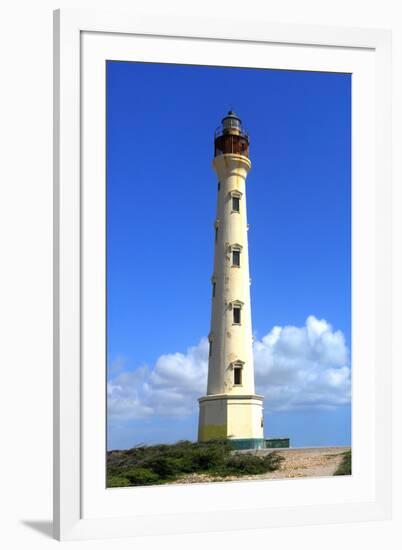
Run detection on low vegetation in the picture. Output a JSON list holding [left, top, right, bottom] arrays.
[[107, 440, 284, 487], [334, 450, 352, 476]]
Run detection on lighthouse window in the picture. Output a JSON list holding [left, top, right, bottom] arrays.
[[232, 196, 240, 212], [215, 226, 218, 243], [234, 366, 242, 386], [209, 341, 212, 357], [218, 181, 221, 191], [233, 306, 241, 324], [212, 282, 216, 297], [232, 250, 240, 267]]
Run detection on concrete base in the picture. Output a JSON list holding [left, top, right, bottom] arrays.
[[227, 438, 266, 450], [228, 438, 290, 450], [198, 393, 264, 442], [265, 437, 290, 448]]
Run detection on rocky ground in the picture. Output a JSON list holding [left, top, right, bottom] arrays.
[[172, 446, 351, 484]]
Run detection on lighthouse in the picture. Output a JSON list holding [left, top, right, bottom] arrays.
[[198, 111, 265, 450]]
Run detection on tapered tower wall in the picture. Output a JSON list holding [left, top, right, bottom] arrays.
[[207, 154, 254, 396]]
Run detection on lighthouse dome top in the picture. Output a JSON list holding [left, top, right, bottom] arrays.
[[222, 110, 242, 131]]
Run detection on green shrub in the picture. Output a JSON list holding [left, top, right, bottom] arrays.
[[107, 441, 284, 486], [107, 475, 131, 487], [334, 450, 351, 476], [123, 467, 160, 485], [262, 452, 285, 471], [141, 457, 184, 479], [190, 445, 227, 471], [214, 452, 284, 476]]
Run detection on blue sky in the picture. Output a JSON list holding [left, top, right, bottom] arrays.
[[106, 61, 351, 450]]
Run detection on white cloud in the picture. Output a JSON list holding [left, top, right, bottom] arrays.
[[107, 316, 351, 421], [253, 315, 350, 411], [108, 339, 209, 420]]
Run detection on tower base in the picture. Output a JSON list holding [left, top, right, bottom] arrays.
[[198, 394, 264, 442], [227, 438, 266, 450]]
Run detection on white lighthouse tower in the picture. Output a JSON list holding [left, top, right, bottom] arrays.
[[198, 111, 265, 450]]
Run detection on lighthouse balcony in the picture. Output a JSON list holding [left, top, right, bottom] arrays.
[[214, 130, 249, 158]]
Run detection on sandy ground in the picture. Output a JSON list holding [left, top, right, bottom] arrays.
[[173, 446, 350, 484]]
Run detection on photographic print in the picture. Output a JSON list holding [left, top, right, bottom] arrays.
[[106, 61, 351, 488]]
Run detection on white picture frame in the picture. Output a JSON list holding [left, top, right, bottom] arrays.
[[53, 8, 392, 541]]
